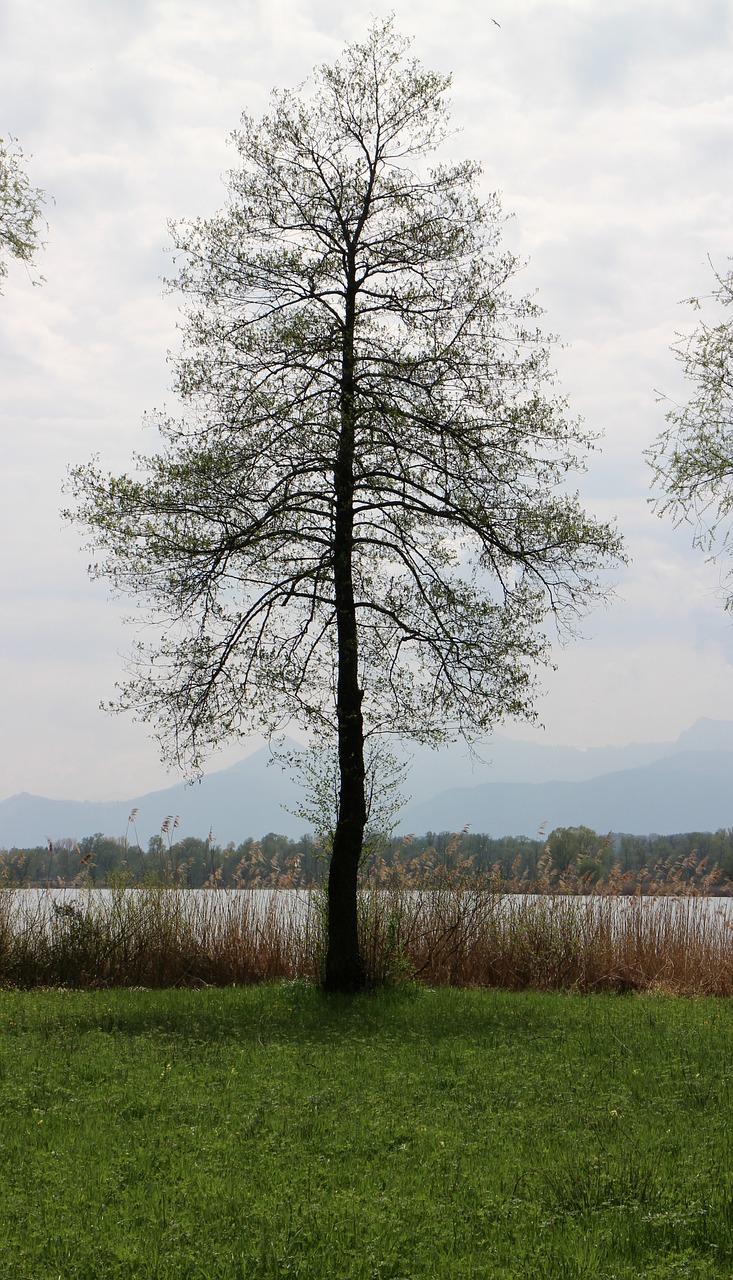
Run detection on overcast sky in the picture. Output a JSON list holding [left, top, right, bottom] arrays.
[[1, 0, 732, 802]]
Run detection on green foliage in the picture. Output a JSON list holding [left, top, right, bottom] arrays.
[[546, 824, 609, 872], [0, 135, 47, 290], [648, 259, 733, 606], [1, 985, 733, 1276], [66, 19, 623, 770]]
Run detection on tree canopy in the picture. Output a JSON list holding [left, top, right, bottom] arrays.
[[648, 261, 733, 608], [68, 20, 624, 990], [0, 135, 46, 291]]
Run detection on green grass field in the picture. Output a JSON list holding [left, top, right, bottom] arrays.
[[2, 984, 733, 1279]]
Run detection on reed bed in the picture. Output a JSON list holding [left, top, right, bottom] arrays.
[[360, 884, 733, 994], [0, 883, 321, 989], [360, 845, 733, 994], [1, 848, 733, 992]]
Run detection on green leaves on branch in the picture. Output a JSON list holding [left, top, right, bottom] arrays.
[[648, 261, 733, 608], [0, 135, 47, 291], [66, 17, 624, 774]]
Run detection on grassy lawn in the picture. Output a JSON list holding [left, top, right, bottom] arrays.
[[2, 983, 733, 1278]]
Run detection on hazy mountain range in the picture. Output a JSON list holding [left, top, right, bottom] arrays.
[[2, 718, 733, 848]]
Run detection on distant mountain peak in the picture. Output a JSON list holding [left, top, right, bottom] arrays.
[[676, 719, 733, 750], [4, 722, 733, 846]]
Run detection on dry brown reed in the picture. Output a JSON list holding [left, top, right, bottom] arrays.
[[356, 843, 733, 995], [1, 843, 733, 992], [0, 883, 321, 989]]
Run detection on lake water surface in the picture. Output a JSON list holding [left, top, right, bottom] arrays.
[[6, 886, 733, 939]]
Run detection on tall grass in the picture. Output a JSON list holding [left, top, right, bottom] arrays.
[[360, 843, 733, 994], [1, 847, 733, 992], [0, 881, 320, 989], [360, 882, 733, 994]]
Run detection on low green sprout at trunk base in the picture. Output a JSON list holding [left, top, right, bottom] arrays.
[[2, 984, 733, 1278]]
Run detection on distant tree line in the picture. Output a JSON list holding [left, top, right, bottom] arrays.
[[3, 825, 733, 891]]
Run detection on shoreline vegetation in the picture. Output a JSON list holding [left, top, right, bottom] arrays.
[[5, 823, 733, 891], [2, 836, 733, 994]]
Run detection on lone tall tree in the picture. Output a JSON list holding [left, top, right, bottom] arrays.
[[68, 22, 624, 991]]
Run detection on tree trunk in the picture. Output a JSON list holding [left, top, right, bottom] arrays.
[[324, 255, 367, 994]]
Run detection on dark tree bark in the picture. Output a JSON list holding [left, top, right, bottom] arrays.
[[325, 253, 367, 992]]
